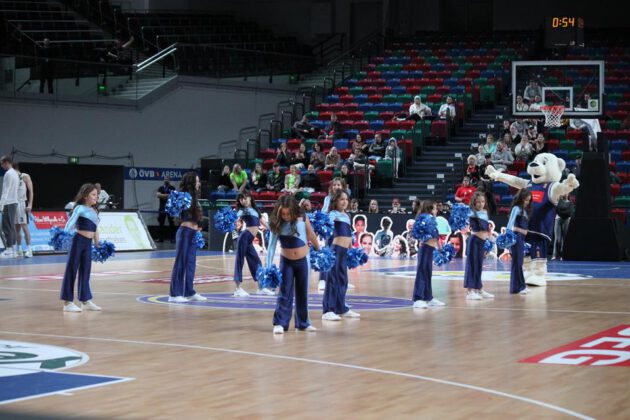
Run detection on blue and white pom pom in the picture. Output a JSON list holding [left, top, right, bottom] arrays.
[[256, 265, 283, 289], [411, 214, 438, 242], [347, 247, 369, 269], [496, 229, 517, 249], [91, 240, 116, 263], [165, 191, 192, 218], [484, 239, 493, 252], [449, 203, 470, 231], [48, 226, 74, 251], [307, 211, 334, 240], [433, 243, 456, 266], [309, 246, 336, 272], [194, 231, 206, 249], [213, 206, 238, 233]]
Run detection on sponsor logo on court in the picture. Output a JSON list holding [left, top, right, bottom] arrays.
[[521, 325, 630, 367], [380, 268, 592, 282], [137, 293, 412, 311], [141, 274, 233, 284], [0, 340, 88, 372]]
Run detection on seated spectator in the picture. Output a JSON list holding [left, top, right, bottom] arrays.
[[408, 95, 432, 120], [532, 133, 547, 156], [276, 142, 293, 169], [299, 198, 312, 212], [491, 141, 514, 172], [293, 143, 309, 170], [411, 198, 422, 216], [324, 146, 341, 171], [384, 138, 402, 178], [349, 198, 359, 213], [325, 112, 342, 137], [250, 163, 267, 192], [515, 95, 529, 111], [310, 142, 326, 170], [475, 144, 486, 164], [217, 165, 232, 192], [300, 164, 322, 192], [368, 133, 386, 160], [230, 164, 248, 192], [529, 95, 543, 111], [514, 133, 534, 161], [388, 198, 406, 214], [293, 115, 317, 139], [454, 176, 476, 205], [283, 165, 301, 194], [509, 124, 522, 144], [482, 133, 497, 155], [436, 201, 450, 219], [503, 132, 515, 152], [510, 119, 526, 136], [348, 143, 368, 169], [576, 93, 591, 110], [368, 199, 380, 213], [340, 164, 354, 195], [265, 163, 284, 192], [523, 80, 541, 103], [465, 155, 481, 182], [438, 96, 456, 120], [352, 134, 369, 155]]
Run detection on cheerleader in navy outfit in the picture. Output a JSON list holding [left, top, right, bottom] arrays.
[[464, 191, 495, 300], [507, 189, 533, 295], [322, 189, 360, 320], [233, 192, 274, 297], [412, 200, 446, 308], [317, 177, 346, 291], [60, 184, 102, 312], [168, 172, 207, 303], [267, 195, 321, 334]]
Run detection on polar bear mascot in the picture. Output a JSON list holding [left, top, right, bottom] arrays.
[[485, 153, 579, 286]]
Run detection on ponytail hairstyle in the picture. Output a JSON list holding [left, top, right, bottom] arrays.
[[179, 171, 201, 222]]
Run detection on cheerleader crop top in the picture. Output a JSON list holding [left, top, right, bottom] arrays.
[[266, 218, 308, 266], [237, 207, 260, 227], [507, 206, 528, 230], [329, 210, 352, 237], [469, 210, 489, 232], [65, 205, 99, 232]]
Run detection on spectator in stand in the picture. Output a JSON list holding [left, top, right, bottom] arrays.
[[293, 115, 317, 139], [266, 163, 284, 192], [340, 164, 353, 196], [436, 201, 450, 220], [510, 119, 526, 136], [349, 198, 359, 214], [529, 95, 544, 111], [299, 198, 312, 212], [300, 164, 321, 193], [515, 95, 529, 111], [491, 141, 514, 172], [482, 133, 497, 155], [325, 112, 342, 137], [38, 38, 55, 94], [438, 96, 456, 120], [572, 154, 582, 179], [576, 93, 591, 110], [408, 95, 432, 120], [454, 176, 476, 205], [348, 143, 368, 170], [503, 132, 515, 152], [532, 133, 548, 157], [478, 153, 493, 177], [324, 146, 341, 171], [509, 124, 522, 144], [465, 155, 481, 182], [384, 138, 402, 178], [389, 198, 406, 214], [293, 143, 309, 170], [230, 164, 249, 193], [368, 199, 379, 213], [283, 165, 301, 194], [250, 163, 267, 192], [276, 142, 293, 169], [310, 142, 326, 170], [514, 133, 534, 162], [217, 165, 232, 192], [353, 134, 369, 155], [475, 145, 486, 165], [501, 119, 512, 137], [368, 133, 386, 160], [94, 183, 109, 210], [156, 176, 175, 243], [523, 80, 541, 103]]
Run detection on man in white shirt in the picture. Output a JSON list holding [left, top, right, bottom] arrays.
[[523, 80, 541, 103], [0, 155, 20, 258], [408, 96, 431, 120], [95, 183, 110, 209], [528, 95, 543, 111], [438, 96, 456, 120], [14, 163, 34, 258]]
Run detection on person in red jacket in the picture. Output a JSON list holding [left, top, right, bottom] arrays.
[[454, 176, 476, 205]]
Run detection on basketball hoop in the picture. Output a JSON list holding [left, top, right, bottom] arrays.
[[540, 105, 565, 127]]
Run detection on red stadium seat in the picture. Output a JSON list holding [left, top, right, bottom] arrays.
[[610, 184, 621, 197], [431, 120, 448, 138], [317, 170, 333, 184]]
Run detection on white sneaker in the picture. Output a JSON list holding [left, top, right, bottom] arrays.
[[412, 300, 429, 309], [168, 296, 189, 303], [0, 250, 15, 259], [298, 325, 317, 332], [317, 280, 326, 291], [82, 300, 102, 311], [273, 325, 284, 334], [466, 291, 483, 301], [24, 248, 33, 258], [342, 309, 360, 318], [322, 311, 341, 321], [427, 298, 446, 307], [233, 287, 250, 297], [518, 288, 529, 295], [479, 290, 495, 299], [16, 248, 23, 257], [187, 293, 207, 301], [347, 283, 356, 289], [256, 288, 275, 296], [63, 302, 82, 312]]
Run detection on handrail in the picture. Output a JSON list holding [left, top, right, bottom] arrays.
[[134, 42, 176, 72], [175, 43, 311, 60], [2, 53, 131, 69]]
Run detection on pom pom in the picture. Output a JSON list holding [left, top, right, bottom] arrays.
[[496, 230, 517, 249], [194, 231, 206, 249], [307, 211, 334, 240], [449, 204, 470, 231], [347, 247, 369, 269], [213, 206, 237, 233], [256, 265, 283, 289], [48, 226, 74, 251], [411, 214, 438, 242], [524, 242, 531, 256], [91, 240, 116, 263], [165, 191, 192, 218], [309, 246, 336, 272], [484, 239, 493, 252], [433, 243, 456, 266]]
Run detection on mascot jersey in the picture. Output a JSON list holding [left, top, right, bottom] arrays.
[[527, 180, 556, 259]]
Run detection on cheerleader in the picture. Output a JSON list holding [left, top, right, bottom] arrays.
[[233, 191, 274, 297], [322, 189, 360, 320], [507, 189, 532, 295], [60, 184, 102, 312], [267, 195, 320, 334], [317, 177, 346, 291], [168, 172, 207, 303], [464, 191, 494, 300], [412, 200, 446, 308]]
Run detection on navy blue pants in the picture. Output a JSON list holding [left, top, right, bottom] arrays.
[[233, 230, 261, 284], [412, 243, 434, 302], [273, 256, 311, 330], [322, 245, 349, 315], [464, 235, 484, 289], [60, 234, 93, 302], [169, 226, 198, 297], [510, 233, 526, 293]]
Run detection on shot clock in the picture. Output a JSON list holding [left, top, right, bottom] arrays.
[[545, 17, 584, 48]]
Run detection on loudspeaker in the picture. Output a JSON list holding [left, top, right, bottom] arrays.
[[200, 158, 224, 182]]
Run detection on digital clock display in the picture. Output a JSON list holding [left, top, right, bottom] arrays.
[[545, 17, 584, 48]]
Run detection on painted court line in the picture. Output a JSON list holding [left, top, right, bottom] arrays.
[[0, 330, 593, 420]]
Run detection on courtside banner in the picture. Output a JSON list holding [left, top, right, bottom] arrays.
[[97, 212, 155, 251], [124, 167, 192, 181]]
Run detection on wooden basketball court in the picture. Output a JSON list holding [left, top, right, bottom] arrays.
[[1, 252, 629, 419]]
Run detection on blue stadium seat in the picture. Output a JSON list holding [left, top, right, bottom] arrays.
[[492, 182, 509, 196], [611, 150, 623, 161], [354, 94, 368, 103], [611, 140, 627, 151], [334, 139, 349, 150], [385, 78, 401, 87], [518, 171, 531, 180], [392, 86, 407, 95], [622, 184, 630, 196], [500, 195, 513, 206], [554, 150, 569, 160], [369, 120, 385, 130], [326, 94, 339, 103], [616, 162, 630, 173]]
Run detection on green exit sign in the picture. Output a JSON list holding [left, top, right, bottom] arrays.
[[68, 156, 80, 165]]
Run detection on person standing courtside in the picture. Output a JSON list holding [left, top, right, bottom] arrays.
[[1, 156, 20, 258], [14, 163, 34, 258], [156, 176, 176, 243]]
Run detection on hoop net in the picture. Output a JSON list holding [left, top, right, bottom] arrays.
[[540, 105, 565, 127]]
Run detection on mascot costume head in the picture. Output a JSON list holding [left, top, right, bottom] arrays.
[[486, 153, 579, 286]]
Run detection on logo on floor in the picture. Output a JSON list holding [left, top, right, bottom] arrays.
[[381, 269, 592, 281], [137, 293, 412, 311]]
